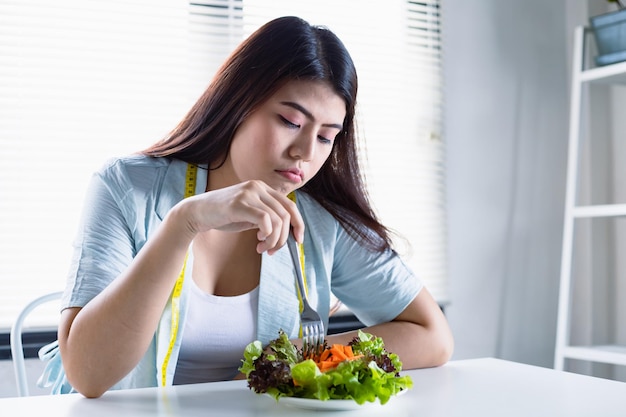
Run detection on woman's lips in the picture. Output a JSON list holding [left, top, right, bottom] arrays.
[[277, 168, 303, 183]]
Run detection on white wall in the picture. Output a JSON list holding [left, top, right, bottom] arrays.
[[442, 0, 626, 379], [442, 0, 569, 366]]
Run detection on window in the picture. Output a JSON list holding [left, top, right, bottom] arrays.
[[0, 0, 444, 330]]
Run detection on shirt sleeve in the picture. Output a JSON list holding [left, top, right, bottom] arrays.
[[62, 165, 137, 309], [329, 225, 423, 327]]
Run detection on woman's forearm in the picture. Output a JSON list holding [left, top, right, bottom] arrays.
[[325, 289, 454, 369], [59, 203, 196, 398], [326, 320, 453, 369]]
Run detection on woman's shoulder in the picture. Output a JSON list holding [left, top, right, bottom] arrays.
[[98, 154, 172, 173], [95, 154, 184, 185], [90, 155, 191, 207]]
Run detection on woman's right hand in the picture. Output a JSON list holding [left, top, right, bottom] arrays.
[[178, 179, 305, 254]]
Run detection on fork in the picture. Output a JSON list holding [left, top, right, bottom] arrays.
[[286, 233, 325, 358]]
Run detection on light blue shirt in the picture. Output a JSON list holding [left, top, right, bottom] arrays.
[[40, 155, 422, 393]]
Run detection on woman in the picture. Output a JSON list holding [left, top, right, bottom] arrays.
[[45, 16, 453, 398]]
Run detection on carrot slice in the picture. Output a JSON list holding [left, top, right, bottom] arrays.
[[318, 349, 332, 362], [330, 344, 349, 361], [312, 343, 365, 372], [343, 345, 355, 357]]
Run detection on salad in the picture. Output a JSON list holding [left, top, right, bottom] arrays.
[[239, 329, 413, 405]]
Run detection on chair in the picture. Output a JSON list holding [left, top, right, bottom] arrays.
[[10, 291, 63, 397]]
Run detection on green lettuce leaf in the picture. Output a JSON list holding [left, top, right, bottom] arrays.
[[239, 340, 263, 376], [267, 330, 300, 364]]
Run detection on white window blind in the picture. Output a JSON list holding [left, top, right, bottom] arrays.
[[0, 0, 215, 330], [0, 0, 445, 331]]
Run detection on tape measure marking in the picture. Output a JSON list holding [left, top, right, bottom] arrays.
[[160, 163, 197, 386]]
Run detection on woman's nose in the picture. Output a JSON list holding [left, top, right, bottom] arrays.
[[289, 131, 316, 161]]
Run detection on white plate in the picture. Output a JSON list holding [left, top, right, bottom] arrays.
[[270, 389, 407, 411]]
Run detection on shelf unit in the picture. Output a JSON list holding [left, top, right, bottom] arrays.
[[554, 26, 626, 371]]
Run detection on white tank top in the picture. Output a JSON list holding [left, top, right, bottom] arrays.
[[173, 278, 259, 385]]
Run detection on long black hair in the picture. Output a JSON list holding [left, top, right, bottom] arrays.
[[143, 16, 391, 251]]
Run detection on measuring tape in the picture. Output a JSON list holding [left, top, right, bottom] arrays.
[[160, 163, 197, 387], [159, 168, 307, 385]]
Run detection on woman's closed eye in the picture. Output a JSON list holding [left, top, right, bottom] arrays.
[[317, 135, 332, 145], [279, 115, 333, 145], [280, 114, 334, 145], [279, 115, 300, 129]]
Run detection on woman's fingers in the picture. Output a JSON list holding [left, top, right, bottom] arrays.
[[248, 185, 303, 254], [262, 201, 294, 255], [184, 180, 304, 253]]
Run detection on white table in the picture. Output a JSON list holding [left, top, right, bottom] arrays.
[[2, 358, 625, 416]]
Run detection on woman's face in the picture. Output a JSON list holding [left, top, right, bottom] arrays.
[[213, 80, 346, 194]]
